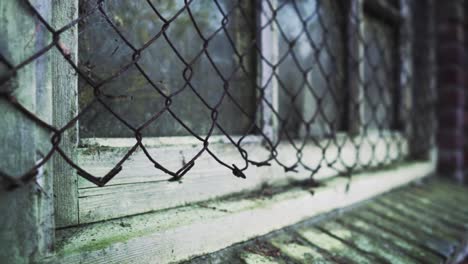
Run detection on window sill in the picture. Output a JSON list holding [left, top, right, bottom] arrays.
[[53, 158, 435, 264], [76, 132, 408, 224]]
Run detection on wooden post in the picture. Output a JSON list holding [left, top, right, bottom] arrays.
[[347, 0, 364, 136], [398, 0, 414, 156], [259, 0, 279, 144], [52, 0, 79, 228], [0, 0, 54, 262], [409, 0, 435, 160]]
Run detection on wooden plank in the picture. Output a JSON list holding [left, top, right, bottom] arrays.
[[77, 133, 409, 223], [77, 132, 407, 187], [353, 210, 453, 258], [422, 180, 468, 201], [238, 239, 291, 264], [52, 0, 79, 228], [55, 160, 434, 263], [346, 0, 364, 135], [413, 183, 468, 206], [389, 191, 468, 227], [397, 0, 421, 159], [80, 135, 263, 148], [295, 227, 374, 263], [409, 187, 468, 217], [0, 0, 54, 261], [31, 1, 56, 260], [240, 253, 280, 264], [188, 178, 464, 264], [259, 0, 279, 143], [391, 188, 468, 227], [269, 233, 332, 263], [408, 0, 435, 159], [352, 210, 451, 259], [376, 197, 465, 239], [368, 202, 459, 243], [338, 216, 442, 263], [318, 221, 420, 263], [191, 178, 466, 264]]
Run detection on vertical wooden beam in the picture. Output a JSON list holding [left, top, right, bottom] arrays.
[[409, 0, 435, 160], [31, 0, 56, 259], [399, 0, 414, 152], [347, 0, 364, 136], [0, 0, 54, 262], [260, 0, 279, 144], [52, 0, 79, 228]]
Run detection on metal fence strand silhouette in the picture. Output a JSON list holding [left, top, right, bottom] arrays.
[[0, 0, 434, 190]]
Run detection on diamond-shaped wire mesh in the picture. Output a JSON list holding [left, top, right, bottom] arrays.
[[0, 0, 434, 189]]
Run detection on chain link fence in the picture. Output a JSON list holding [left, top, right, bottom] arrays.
[[0, 0, 435, 190]]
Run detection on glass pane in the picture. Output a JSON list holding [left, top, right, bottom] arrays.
[[363, 15, 397, 129], [78, 0, 256, 137], [276, 0, 344, 139]]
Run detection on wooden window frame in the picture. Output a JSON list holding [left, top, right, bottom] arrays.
[[54, 0, 414, 228]]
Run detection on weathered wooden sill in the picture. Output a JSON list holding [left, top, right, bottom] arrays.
[[187, 179, 468, 264], [75, 132, 408, 224], [52, 160, 434, 264]]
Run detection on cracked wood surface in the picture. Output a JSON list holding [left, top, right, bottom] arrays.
[[186, 179, 468, 264]]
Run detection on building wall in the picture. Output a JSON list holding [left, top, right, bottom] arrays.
[[435, 0, 467, 183]]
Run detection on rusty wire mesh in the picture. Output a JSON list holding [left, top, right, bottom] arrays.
[[0, 0, 435, 190]]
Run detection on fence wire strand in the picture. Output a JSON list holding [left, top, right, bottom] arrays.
[[0, 0, 434, 190]]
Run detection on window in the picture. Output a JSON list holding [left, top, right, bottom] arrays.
[[53, 0, 413, 227], [362, 0, 401, 130], [78, 0, 257, 137], [275, 0, 345, 138]]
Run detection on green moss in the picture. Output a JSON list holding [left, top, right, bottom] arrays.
[[59, 233, 130, 256], [60, 223, 154, 255]]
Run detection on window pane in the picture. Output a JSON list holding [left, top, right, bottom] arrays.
[[78, 0, 256, 137], [363, 15, 397, 129], [276, 0, 344, 139]]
